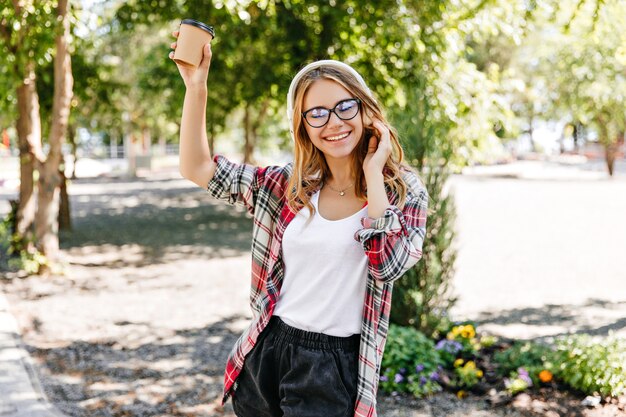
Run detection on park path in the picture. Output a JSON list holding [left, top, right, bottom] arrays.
[[448, 165, 626, 340], [1, 157, 625, 416]]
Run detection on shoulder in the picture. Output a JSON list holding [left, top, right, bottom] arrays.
[[261, 162, 293, 183]]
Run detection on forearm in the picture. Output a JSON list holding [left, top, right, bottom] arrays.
[[366, 172, 391, 219], [179, 87, 212, 178]]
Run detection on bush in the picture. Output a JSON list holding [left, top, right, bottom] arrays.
[[0, 202, 48, 275], [379, 325, 443, 397], [554, 334, 626, 397], [390, 162, 458, 339], [494, 341, 556, 386]]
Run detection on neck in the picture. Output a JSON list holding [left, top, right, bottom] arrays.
[[324, 157, 355, 188]]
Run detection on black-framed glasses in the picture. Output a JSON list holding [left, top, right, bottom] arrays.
[[301, 98, 361, 128]]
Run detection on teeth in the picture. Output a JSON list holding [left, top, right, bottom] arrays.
[[326, 132, 350, 141]]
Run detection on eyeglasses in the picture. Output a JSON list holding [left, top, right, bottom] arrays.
[[301, 98, 361, 128]]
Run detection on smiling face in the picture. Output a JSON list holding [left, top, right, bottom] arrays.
[[301, 78, 364, 164]]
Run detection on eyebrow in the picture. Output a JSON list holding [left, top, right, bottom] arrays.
[[303, 97, 354, 113]]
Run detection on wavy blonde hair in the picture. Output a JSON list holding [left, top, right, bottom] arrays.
[[286, 65, 417, 217]]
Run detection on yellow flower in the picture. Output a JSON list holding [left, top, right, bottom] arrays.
[[454, 358, 464, 368], [457, 390, 467, 399], [476, 369, 484, 378], [464, 361, 476, 370], [465, 325, 476, 338], [460, 325, 476, 339], [539, 370, 553, 383]]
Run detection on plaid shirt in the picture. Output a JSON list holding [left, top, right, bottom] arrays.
[[207, 154, 428, 417]]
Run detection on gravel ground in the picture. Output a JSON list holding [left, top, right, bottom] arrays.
[[1, 160, 625, 417]]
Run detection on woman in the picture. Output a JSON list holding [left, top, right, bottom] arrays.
[[170, 33, 428, 417]]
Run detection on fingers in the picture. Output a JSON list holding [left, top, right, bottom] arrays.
[[372, 120, 391, 141], [171, 30, 179, 38], [198, 43, 213, 69], [367, 134, 379, 152], [169, 40, 176, 60], [372, 120, 387, 134]]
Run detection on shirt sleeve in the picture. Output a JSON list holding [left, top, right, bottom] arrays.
[[354, 186, 429, 283], [206, 154, 284, 216]]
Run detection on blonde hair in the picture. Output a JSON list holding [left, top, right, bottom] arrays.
[[286, 65, 418, 217]]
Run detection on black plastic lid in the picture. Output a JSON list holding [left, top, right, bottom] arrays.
[[180, 19, 215, 37]]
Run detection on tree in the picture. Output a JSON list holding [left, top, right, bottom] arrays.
[[0, 1, 53, 241], [501, 0, 624, 174], [1, 0, 74, 271]]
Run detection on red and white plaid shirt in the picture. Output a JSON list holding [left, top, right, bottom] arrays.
[[207, 154, 428, 417]]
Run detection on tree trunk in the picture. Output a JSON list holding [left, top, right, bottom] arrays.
[[243, 100, 270, 164], [142, 127, 151, 155], [15, 61, 43, 239], [125, 132, 137, 177], [528, 113, 537, 153], [243, 105, 255, 164], [58, 154, 71, 231], [34, 0, 73, 267], [605, 142, 617, 177], [68, 123, 78, 179]]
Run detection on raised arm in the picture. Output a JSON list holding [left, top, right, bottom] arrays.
[[169, 31, 217, 188]]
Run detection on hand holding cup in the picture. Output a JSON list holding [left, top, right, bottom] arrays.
[[169, 19, 215, 90]]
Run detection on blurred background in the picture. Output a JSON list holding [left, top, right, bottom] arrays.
[[1, 0, 625, 333], [1, 1, 625, 415]]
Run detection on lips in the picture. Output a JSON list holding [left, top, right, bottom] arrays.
[[323, 131, 351, 142]]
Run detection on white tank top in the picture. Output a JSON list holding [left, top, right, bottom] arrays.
[[274, 189, 368, 336]]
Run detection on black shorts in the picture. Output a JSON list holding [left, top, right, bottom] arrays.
[[232, 315, 360, 417]]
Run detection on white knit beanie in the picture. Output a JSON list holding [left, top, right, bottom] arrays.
[[286, 60, 374, 141]]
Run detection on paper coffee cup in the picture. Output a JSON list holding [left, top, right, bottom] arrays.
[[173, 19, 215, 68]]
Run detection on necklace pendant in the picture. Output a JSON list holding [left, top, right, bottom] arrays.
[[340, 191, 345, 196]]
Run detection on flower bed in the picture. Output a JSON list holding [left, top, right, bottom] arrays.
[[380, 321, 626, 408]]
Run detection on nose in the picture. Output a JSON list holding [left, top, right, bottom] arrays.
[[327, 110, 344, 128]]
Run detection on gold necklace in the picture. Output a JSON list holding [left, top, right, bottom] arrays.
[[324, 181, 354, 196]]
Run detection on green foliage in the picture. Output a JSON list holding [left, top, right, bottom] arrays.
[[379, 324, 443, 397], [0, 210, 12, 272], [0, 1, 58, 124], [0, 203, 48, 275], [390, 160, 458, 339], [494, 335, 626, 397], [554, 334, 626, 397], [380, 324, 626, 400], [452, 358, 484, 389], [494, 341, 556, 385]]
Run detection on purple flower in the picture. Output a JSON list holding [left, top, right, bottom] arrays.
[[429, 371, 440, 381], [394, 373, 405, 384], [399, 367, 407, 375], [419, 376, 428, 386], [519, 374, 533, 386], [415, 364, 425, 373], [435, 339, 463, 353], [517, 368, 533, 385], [379, 375, 388, 382]]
